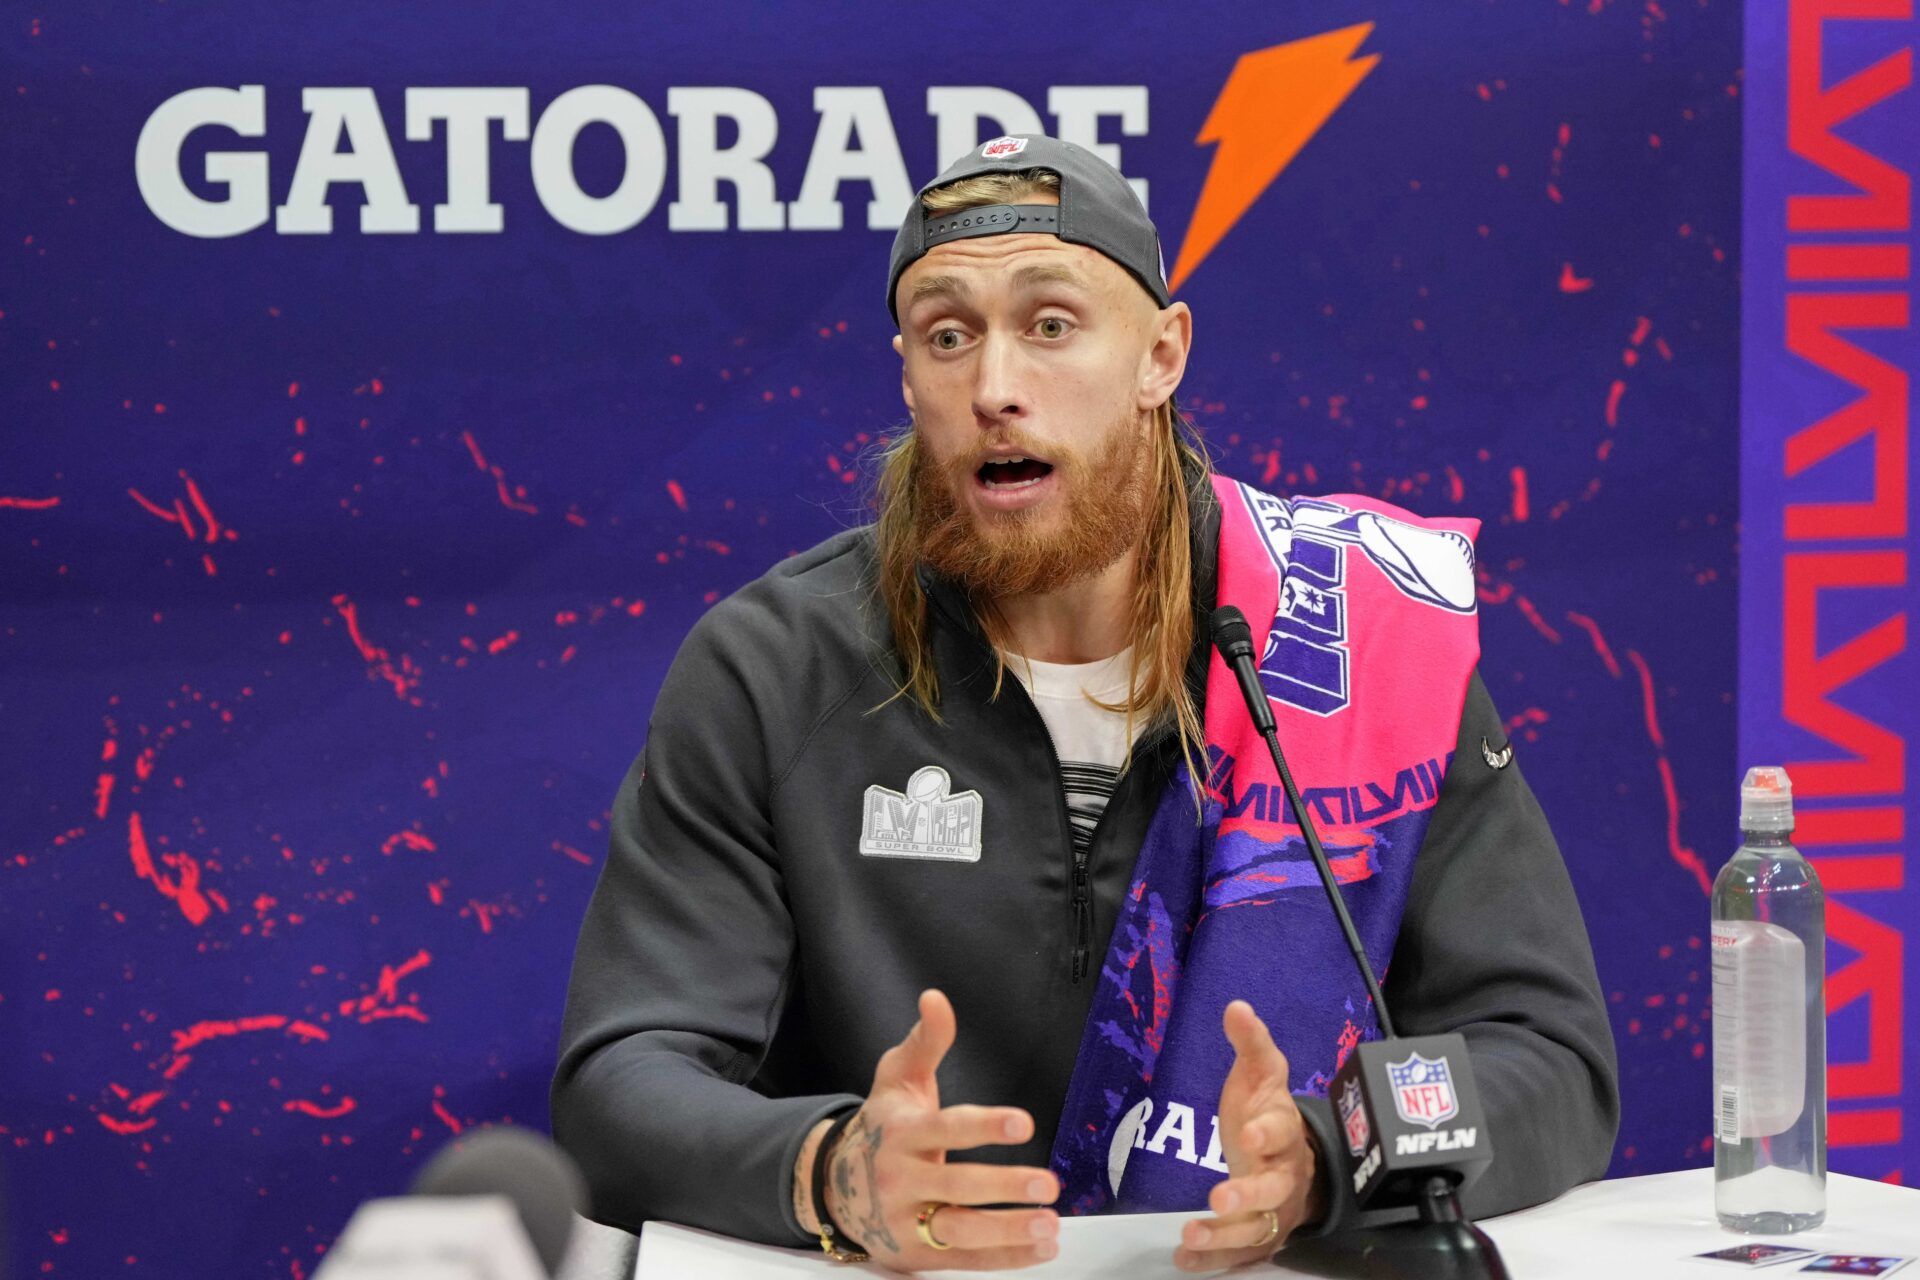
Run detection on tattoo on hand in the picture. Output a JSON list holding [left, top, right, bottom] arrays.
[[836, 1114, 897, 1253], [832, 1139, 854, 1205]]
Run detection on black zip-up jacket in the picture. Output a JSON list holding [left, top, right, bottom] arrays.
[[551, 469, 1620, 1248]]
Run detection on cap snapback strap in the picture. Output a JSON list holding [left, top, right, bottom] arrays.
[[921, 203, 1061, 250]]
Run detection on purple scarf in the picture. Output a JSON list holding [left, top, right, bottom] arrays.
[[1047, 476, 1482, 1213]]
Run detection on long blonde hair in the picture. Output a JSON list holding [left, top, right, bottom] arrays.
[[866, 166, 1214, 811]]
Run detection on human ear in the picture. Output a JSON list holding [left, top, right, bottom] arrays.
[[1137, 302, 1192, 413], [893, 334, 916, 416]]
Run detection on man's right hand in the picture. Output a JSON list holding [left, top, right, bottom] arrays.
[[799, 988, 1062, 1271]]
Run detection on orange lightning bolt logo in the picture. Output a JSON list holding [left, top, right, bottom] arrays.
[[1166, 23, 1381, 295]]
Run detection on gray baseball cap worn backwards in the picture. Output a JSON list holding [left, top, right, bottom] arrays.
[[886, 133, 1171, 331]]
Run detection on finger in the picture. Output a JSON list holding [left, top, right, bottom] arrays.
[[1238, 1106, 1305, 1160], [873, 988, 956, 1091], [1209, 1165, 1299, 1217], [1222, 1000, 1291, 1085], [1181, 1208, 1290, 1254], [930, 1241, 1062, 1271], [925, 1161, 1061, 1207], [901, 987, 957, 1078], [1175, 1238, 1284, 1272], [905, 1103, 1034, 1153], [912, 1204, 1060, 1253]]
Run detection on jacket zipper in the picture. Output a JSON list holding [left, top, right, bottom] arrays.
[[917, 574, 1164, 985], [1001, 672, 1100, 983]]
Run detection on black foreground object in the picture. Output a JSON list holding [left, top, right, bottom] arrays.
[[1281, 1174, 1512, 1280], [409, 1125, 589, 1277]]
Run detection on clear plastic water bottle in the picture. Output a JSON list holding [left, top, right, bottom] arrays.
[[1711, 765, 1826, 1231]]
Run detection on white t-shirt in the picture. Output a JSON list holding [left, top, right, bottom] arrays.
[[1000, 645, 1144, 862]]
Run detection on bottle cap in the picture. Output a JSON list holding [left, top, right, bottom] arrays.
[[1739, 765, 1795, 832]]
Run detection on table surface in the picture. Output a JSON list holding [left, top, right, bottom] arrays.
[[636, 1168, 1920, 1278]]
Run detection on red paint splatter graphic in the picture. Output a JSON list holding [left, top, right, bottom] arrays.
[[431, 1087, 464, 1136], [142, 1012, 332, 1102], [1333, 1018, 1363, 1070], [97, 1114, 156, 1136], [1548, 119, 1572, 192], [171, 1014, 328, 1055], [1564, 611, 1623, 679], [128, 470, 238, 576], [380, 829, 437, 856], [126, 811, 227, 925], [1513, 593, 1561, 644], [331, 593, 425, 704], [340, 949, 433, 1025], [1627, 649, 1711, 895], [1505, 707, 1551, 742], [460, 430, 539, 514], [1606, 378, 1627, 427]]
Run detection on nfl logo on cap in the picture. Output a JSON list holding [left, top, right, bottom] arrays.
[[1387, 1051, 1460, 1130], [980, 135, 1028, 158]]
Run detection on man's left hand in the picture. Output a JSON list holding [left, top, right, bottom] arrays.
[[1175, 999, 1326, 1272]]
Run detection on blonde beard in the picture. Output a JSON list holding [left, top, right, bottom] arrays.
[[910, 409, 1155, 601]]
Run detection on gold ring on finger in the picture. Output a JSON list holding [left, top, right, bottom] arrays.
[[916, 1200, 954, 1251], [1256, 1208, 1281, 1247]]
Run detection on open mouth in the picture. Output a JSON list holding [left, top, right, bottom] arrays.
[[975, 456, 1056, 490]]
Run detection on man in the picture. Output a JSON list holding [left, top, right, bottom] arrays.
[[551, 134, 1618, 1273]]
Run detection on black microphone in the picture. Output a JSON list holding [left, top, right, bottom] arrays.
[[1212, 606, 1279, 738], [410, 1127, 588, 1277], [316, 1125, 587, 1279], [1210, 605, 1508, 1280]]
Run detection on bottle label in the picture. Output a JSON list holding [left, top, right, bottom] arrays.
[[1711, 919, 1807, 1142]]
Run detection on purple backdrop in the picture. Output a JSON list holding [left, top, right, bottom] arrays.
[[1, 2, 1851, 1276]]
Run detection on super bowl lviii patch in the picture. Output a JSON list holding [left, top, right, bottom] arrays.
[[858, 765, 983, 862]]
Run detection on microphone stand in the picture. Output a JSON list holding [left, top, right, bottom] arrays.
[[1212, 606, 1509, 1280]]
